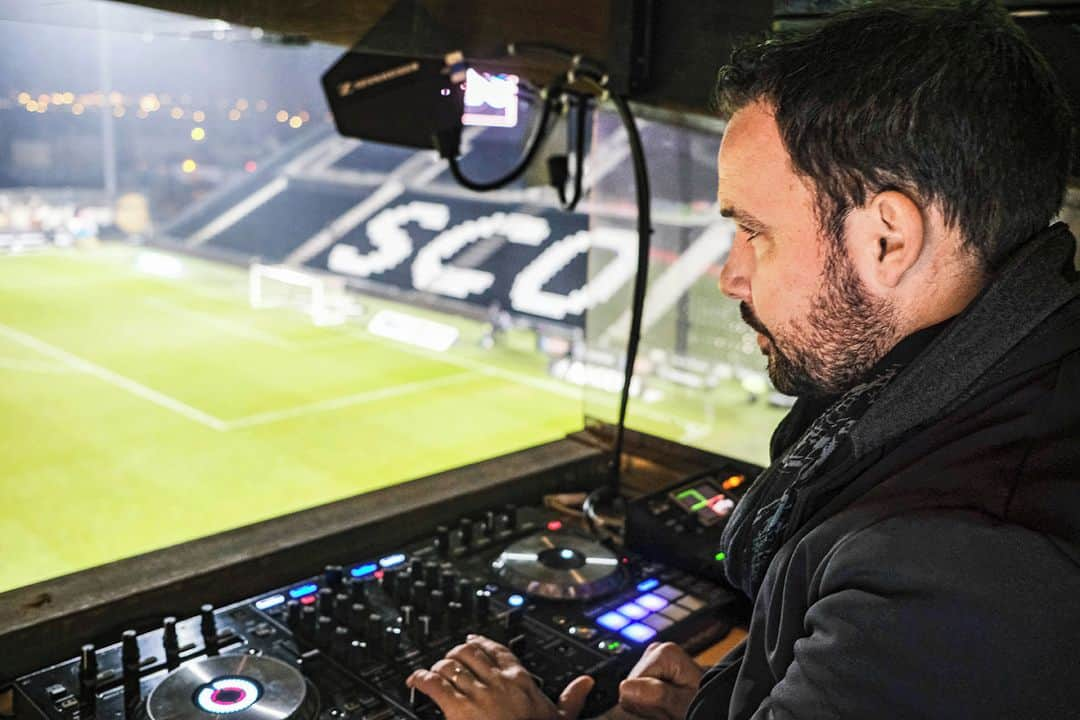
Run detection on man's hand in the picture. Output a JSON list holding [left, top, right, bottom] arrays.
[[617, 642, 702, 720], [406, 634, 595, 720]]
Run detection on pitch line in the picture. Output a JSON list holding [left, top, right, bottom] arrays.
[[0, 322, 229, 431], [341, 326, 694, 432], [0, 357, 72, 375], [225, 370, 477, 429]]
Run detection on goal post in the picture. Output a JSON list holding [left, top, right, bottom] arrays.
[[249, 263, 352, 326]]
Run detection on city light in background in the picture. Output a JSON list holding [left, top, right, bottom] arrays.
[[0, 0, 339, 194]]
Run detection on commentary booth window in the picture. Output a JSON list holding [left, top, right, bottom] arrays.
[[0, 0, 779, 595]]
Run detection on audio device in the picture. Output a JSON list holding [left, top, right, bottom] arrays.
[[14, 506, 740, 720], [625, 461, 759, 583]]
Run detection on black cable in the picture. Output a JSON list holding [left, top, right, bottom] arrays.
[[548, 93, 588, 211], [566, 93, 587, 211], [442, 46, 653, 535], [435, 91, 559, 192], [607, 93, 651, 490]]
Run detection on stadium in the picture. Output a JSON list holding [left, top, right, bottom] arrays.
[[3, 1, 1077, 716], [0, 3, 789, 597]]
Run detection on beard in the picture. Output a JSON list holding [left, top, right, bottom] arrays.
[[740, 241, 899, 398]]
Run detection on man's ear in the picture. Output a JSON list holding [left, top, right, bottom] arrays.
[[845, 190, 925, 290]]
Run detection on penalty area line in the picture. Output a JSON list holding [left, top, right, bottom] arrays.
[[0, 322, 229, 431]]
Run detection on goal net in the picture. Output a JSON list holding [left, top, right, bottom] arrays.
[[249, 263, 351, 326]]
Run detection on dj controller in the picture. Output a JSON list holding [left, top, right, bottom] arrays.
[[13, 505, 740, 720]]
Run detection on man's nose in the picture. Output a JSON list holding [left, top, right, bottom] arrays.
[[719, 234, 752, 302]]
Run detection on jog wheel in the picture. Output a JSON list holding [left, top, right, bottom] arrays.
[[143, 655, 319, 720], [492, 532, 625, 600]]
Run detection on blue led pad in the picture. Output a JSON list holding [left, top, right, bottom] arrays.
[[620, 623, 658, 643], [636, 578, 660, 593], [636, 593, 668, 612], [597, 612, 631, 631], [616, 603, 648, 620]]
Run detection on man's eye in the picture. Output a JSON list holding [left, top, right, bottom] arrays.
[[739, 225, 760, 241]]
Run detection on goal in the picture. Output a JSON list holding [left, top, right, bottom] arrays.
[[249, 263, 351, 326]]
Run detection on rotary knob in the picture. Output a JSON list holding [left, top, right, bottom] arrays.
[[348, 602, 368, 634], [162, 617, 180, 671], [332, 626, 351, 659], [200, 604, 219, 655], [411, 580, 428, 613], [435, 525, 453, 559], [382, 625, 402, 657], [79, 644, 97, 710], [324, 565, 344, 590], [317, 588, 335, 616]]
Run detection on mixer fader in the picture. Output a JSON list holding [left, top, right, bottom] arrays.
[[14, 505, 740, 720]]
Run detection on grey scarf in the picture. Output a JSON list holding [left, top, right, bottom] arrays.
[[720, 366, 899, 598]]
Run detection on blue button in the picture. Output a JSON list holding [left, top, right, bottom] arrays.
[[288, 583, 318, 599], [636, 593, 668, 611], [597, 612, 631, 631], [351, 562, 378, 578], [636, 578, 660, 592], [620, 623, 658, 643], [508, 594, 525, 607], [616, 603, 648, 620]]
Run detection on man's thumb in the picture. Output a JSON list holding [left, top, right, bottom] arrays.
[[558, 675, 595, 719]]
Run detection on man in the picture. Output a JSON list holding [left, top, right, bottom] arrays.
[[408, 1, 1080, 717]]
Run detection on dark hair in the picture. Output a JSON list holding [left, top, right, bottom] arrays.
[[715, 0, 1074, 270]]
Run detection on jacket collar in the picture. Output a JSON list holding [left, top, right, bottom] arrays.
[[852, 222, 1079, 457]]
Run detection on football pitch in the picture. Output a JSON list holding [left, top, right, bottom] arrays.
[[0, 244, 782, 594]]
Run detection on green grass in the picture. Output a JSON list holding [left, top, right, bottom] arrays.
[[0, 244, 784, 594]]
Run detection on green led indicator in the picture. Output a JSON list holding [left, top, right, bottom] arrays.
[[714, 551, 726, 561], [676, 488, 710, 512]]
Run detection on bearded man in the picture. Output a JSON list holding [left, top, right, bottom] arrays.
[[408, 1, 1079, 717]]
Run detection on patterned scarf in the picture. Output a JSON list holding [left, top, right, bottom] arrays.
[[720, 365, 901, 599]]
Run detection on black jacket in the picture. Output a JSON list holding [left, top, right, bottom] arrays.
[[687, 224, 1080, 719]]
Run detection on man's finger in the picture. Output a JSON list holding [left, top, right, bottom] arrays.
[[407, 669, 469, 707], [465, 634, 519, 668], [557, 675, 595, 719], [430, 659, 482, 693], [626, 642, 701, 688], [618, 677, 678, 720], [446, 641, 500, 681]]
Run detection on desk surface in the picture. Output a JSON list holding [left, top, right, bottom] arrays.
[[695, 627, 747, 668]]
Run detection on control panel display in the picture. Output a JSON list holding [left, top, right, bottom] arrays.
[[669, 480, 738, 527]]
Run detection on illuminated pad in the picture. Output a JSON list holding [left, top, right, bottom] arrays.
[[635, 593, 668, 612], [597, 612, 631, 631], [619, 623, 658, 643], [194, 677, 262, 715], [616, 603, 648, 620]]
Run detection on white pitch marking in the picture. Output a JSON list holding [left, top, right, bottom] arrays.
[[341, 326, 693, 432], [225, 370, 477, 430], [0, 322, 229, 431], [0, 357, 72, 375]]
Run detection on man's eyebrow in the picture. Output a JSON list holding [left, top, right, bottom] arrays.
[[719, 205, 768, 231]]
